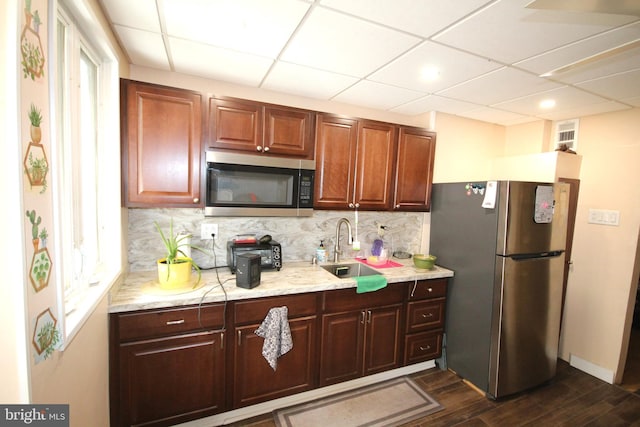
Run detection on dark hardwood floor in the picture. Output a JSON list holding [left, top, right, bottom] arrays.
[[229, 359, 640, 426]]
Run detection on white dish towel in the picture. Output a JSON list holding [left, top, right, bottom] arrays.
[[254, 306, 293, 371]]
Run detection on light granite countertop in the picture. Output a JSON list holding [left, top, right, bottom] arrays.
[[109, 258, 454, 313]]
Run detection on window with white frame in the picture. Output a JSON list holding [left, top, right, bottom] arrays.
[[54, 2, 121, 344]]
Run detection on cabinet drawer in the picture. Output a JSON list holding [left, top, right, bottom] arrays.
[[408, 279, 447, 300], [406, 298, 445, 333], [322, 284, 405, 313], [115, 304, 225, 342], [233, 293, 317, 325], [404, 330, 442, 365]]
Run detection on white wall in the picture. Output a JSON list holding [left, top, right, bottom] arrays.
[[0, 0, 30, 404], [558, 108, 640, 382]]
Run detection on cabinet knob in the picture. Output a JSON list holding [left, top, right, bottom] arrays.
[[396, 204, 400, 208], [428, 288, 433, 293], [193, 198, 199, 203], [355, 203, 360, 208], [263, 146, 270, 152], [349, 203, 355, 208], [256, 146, 263, 152]]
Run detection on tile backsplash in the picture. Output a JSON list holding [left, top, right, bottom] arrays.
[[127, 208, 427, 272]]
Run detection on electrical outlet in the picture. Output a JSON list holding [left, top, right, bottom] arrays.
[[201, 223, 218, 240]]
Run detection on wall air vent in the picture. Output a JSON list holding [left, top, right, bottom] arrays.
[[554, 119, 579, 152]]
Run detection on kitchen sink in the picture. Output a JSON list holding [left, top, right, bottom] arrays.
[[321, 263, 380, 279]]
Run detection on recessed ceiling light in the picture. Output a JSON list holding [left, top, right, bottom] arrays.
[[539, 99, 556, 109], [420, 66, 440, 82]]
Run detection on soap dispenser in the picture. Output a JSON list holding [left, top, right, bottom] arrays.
[[316, 240, 328, 263]]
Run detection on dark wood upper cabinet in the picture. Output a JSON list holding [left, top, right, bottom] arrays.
[[355, 120, 397, 210], [208, 97, 314, 159], [313, 114, 358, 209], [314, 114, 397, 210], [393, 127, 437, 211], [121, 79, 203, 207], [263, 105, 315, 158]]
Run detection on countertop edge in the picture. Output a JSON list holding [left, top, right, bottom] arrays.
[[109, 259, 454, 313]]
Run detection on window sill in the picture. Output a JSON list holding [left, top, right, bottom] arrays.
[[61, 269, 123, 348]]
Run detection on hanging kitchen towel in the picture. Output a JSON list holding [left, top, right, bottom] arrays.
[[355, 275, 387, 294], [254, 306, 293, 371]]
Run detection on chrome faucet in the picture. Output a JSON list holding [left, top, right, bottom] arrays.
[[334, 218, 353, 262]]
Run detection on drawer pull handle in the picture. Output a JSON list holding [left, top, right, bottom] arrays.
[[422, 313, 434, 318], [220, 332, 224, 350], [361, 311, 366, 324], [410, 281, 417, 298], [367, 310, 372, 324], [420, 345, 431, 351], [166, 319, 185, 325]]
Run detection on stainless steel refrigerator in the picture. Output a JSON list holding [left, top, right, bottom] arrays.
[[430, 181, 570, 399]]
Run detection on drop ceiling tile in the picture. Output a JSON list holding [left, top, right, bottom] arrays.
[[536, 101, 631, 121], [433, 0, 637, 64], [493, 86, 610, 116], [113, 25, 170, 69], [262, 62, 359, 99], [438, 67, 562, 105], [332, 80, 425, 111], [576, 68, 640, 100], [622, 95, 640, 107], [162, 0, 310, 58], [369, 41, 502, 93], [461, 106, 535, 125], [320, 0, 493, 38], [515, 22, 640, 76], [281, 6, 421, 77], [391, 94, 480, 116], [101, 0, 161, 32], [169, 38, 273, 86]]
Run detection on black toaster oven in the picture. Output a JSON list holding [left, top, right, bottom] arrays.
[[227, 241, 282, 273]]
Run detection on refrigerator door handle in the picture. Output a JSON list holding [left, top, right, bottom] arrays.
[[509, 250, 563, 261]]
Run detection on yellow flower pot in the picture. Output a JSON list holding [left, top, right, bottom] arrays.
[[157, 257, 193, 289]]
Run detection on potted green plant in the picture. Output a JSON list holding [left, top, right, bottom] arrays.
[[37, 321, 61, 359], [28, 103, 42, 143], [154, 219, 208, 289], [26, 209, 41, 251]]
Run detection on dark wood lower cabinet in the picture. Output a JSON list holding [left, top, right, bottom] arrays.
[[117, 331, 225, 427], [319, 304, 402, 386], [232, 316, 317, 408], [319, 285, 405, 387], [109, 280, 447, 425]]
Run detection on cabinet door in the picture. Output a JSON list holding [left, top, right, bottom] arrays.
[[314, 114, 358, 209], [117, 331, 224, 427], [355, 120, 397, 210], [264, 106, 315, 159], [122, 80, 203, 207], [319, 310, 365, 386], [208, 97, 262, 152], [364, 304, 402, 376], [232, 316, 317, 408], [393, 127, 436, 211]]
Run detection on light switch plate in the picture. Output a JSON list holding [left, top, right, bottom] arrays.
[[588, 209, 620, 226]]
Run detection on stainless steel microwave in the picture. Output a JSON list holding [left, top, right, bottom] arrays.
[[205, 151, 315, 217]]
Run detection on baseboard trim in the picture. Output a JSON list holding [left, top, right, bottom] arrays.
[[569, 354, 614, 384], [175, 361, 436, 426]]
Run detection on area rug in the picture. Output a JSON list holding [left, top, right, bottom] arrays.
[[273, 376, 443, 427]]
